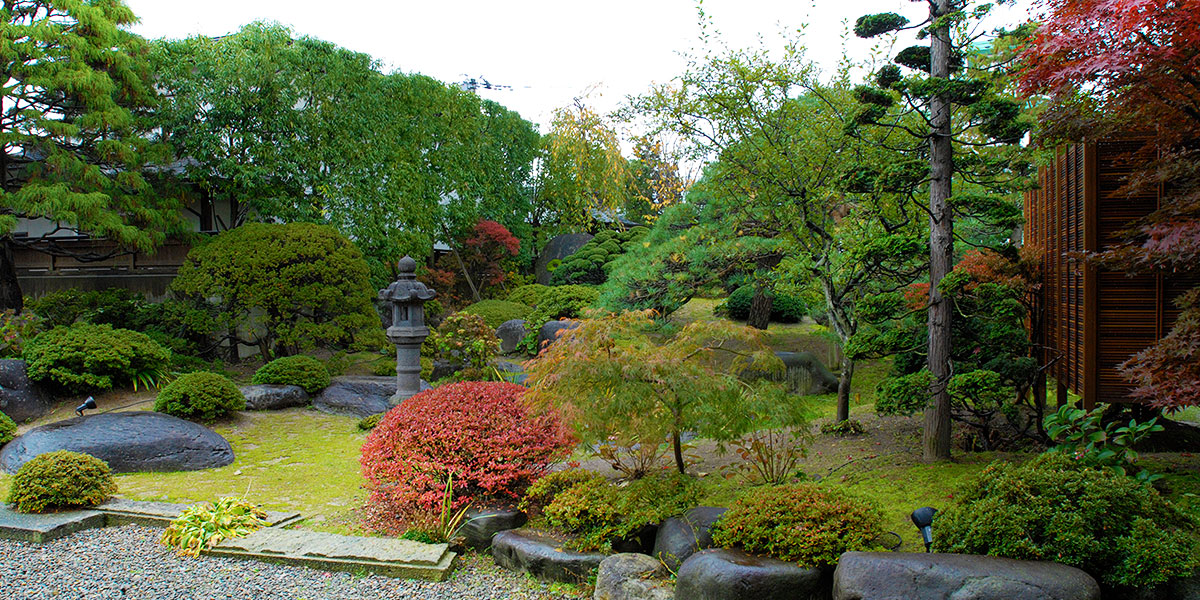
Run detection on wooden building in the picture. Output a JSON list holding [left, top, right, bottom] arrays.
[[1024, 139, 1199, 408]]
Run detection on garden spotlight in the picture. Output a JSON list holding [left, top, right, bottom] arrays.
[[75, 396, 97, 417], [911, 506, 937, 552]]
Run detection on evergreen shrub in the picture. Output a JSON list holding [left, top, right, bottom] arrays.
[[155, 371, 246, 422], [6, 450, 116, 513], [23, 323, 171, 394], [252, 355, 331, 393], [543, 471, 703, 551], [717, 286, 808, 323], [0, 411, 16, 445], [460, 299, 533, 329]]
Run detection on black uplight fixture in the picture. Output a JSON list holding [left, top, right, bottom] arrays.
[[911, 506, 937, 552], [74, 396, 97, 417]]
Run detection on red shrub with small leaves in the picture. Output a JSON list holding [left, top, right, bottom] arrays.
[[360, 381, 575, 532]]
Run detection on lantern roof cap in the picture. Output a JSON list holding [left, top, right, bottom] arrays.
[[379, 256, 437, 302]]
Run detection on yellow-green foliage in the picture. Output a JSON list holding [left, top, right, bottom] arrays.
[[711, 483, 884, 567], [252, 355, 331, 393], [161, 497, 270, 557], [357, 413, 384, 431], [934, 453, 1199, 589], [6, 450, 117, 513], [432, 312, 499, 369], [460, 299, 533, 329], [0, 411, 15, 445], [544, 472, 703, 551], [23, 323, 171, 394], [518, 469, 606, 515], [155, 372, 246, 422], [507, 284, 551, 308], [171, 223, 385, 356]]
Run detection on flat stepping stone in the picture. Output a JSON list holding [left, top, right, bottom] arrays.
[[0, 504, 106, 543], [204, 528, 456, 581], [96, 498, 301, 528]]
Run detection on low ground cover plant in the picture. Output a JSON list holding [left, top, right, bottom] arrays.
[[542, 471, 703, 552], [6, 450, 117, 513], [518, 469, 607, 517], [710, 483, 885, 567], [933, 453, 1199, 589], [155, 372, 245, 422], [360, 381, 575, 535], [252, 355, 331, 393], [161, 497, 270, 557], [23, 322, 172, 394], [1044, 403, 1163, 482]]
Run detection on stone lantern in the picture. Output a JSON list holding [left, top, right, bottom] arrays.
[[379, 256, 436, 404]]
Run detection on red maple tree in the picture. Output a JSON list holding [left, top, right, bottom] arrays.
[[1021, 0, 1200, 409]]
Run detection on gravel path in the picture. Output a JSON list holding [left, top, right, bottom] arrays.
[[0, 525, 582, 600]]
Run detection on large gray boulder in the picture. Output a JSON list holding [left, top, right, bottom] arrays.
[[536, 233, 594, 285], [239, 385, 308, 410], [775, 351, 838, 395], [457, 507, 527, 550], [653, 506, 727, 571], [0, 359, 53, 423], [0, 411, 233, 474], [537, 320, 580, 353], [832, 552, 1101, 600], [492, 528, 608, 584], [496, 319, 528, 354], [313, 376, 428, 418], [674, 548, 828, 600], [595, 553, 673, 600]]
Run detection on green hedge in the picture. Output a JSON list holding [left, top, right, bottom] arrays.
[[252, 356, 331, 393], [460, 299, 533, 329], [155, 371, 246, 422], [23, 323, 172, 394]]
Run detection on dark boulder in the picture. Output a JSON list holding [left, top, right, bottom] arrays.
[[0, 359, 53, 423], [653, 506, 727, 571], [430, 360, 461, 382], [675, 548, 828, 600], [612, 523, 658, 555], [496, 319, 528, 354], [537, 320, 580, 352], [239, 385, 308, 411], [491, 528, 608, 584], [832, 552, 1101, 600], [491, 360, 527, 386], [0, 411, 234, 474], [535, 233, 594, 285], [457, 507, 527, 550], [312, 376, 428, 418], [775, 351, 838, 395], [595, 553, 674, 600]]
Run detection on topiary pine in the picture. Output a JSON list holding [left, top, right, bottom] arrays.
[[252, 355, 331, 393], [155, 371, 246, 422], [6, 450, 117, 513]]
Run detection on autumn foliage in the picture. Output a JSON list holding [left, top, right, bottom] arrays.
[[360, 382, 574, 533]]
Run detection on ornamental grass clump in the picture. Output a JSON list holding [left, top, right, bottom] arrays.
[[359, 381, 575, 535], [6, 450, 116, 513], [933, 453, 1199, 589], [161, 497, 270, 557], [710, 483, 885, 567], [155, 371, 246, 422], [251, 355, 331, 393]]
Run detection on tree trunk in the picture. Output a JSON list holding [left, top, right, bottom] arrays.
[[0, 237, 23, 312], [747, 282, 771, 330], [923, 0, 954, 462], [451, 247, 482, 303], [836, 358, 855, 422], [672, 429, 685, 474]]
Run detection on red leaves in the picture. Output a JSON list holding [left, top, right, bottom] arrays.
[[359, 381, 575, 532]]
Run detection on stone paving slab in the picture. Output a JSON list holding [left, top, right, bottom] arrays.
[[205, 528, 457, 581], [0, 504, 106, 543], [96, 498, 302, 528]]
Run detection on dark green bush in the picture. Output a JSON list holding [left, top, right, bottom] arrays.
[[0, 411, 16, 445], [515, 285, 601, 356], [252, 356, 331, 393], [711, 483, 884, 567], [6, 450, 117, 513], [460, 299, 533, 329], [551, 228, 649, 286], [933, 453, 1199, 589], [155, 372, 246, 422], [821, 418, 866, 436], [544, 471, 702, 551], [23, 323, 172, 394], [507, 284, 550, 308], [717, 286, 808, 323]]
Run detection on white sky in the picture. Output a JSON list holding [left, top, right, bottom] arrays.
[[124, 0, 1034, 133]]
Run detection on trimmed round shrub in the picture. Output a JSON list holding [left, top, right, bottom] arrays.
[[6, 450, 117, 513], [0, 410, 16, 445], [155, 372, 246, 422], [23, 322, 172, 394], [507, 284, 550, 308], [252, 355, 331, 393], [551, 228, 649, 286], [933, 453, 1199, 589], [718, 286, 808, 324], [711, 483, 885, 567], [460, 299, 533, 329], [360, 381, 575, 534]]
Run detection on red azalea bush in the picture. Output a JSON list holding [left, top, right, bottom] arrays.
[[360, 381, 575, 533]]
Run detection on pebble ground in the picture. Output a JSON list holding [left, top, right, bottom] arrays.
[[0, 525, 583, 600]]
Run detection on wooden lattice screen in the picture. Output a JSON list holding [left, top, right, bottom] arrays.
[[1024, 140, 1199, 408]]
